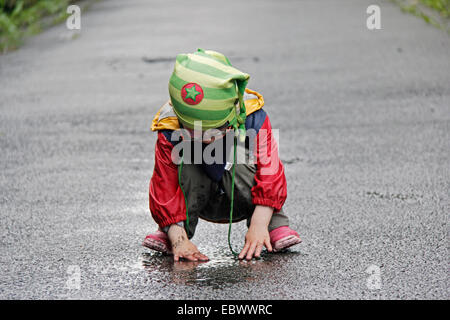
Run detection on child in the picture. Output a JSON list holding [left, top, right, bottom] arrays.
[[143, 49, 301, 261]]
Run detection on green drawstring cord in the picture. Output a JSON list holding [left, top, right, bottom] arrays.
[[178, 152, 189, 236], [227, 136, 239, 256], [177, 136, 240, 256]]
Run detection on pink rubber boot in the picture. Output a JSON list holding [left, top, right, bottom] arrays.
[[269, 226, 302, 252], [142, 230, 172, 254]]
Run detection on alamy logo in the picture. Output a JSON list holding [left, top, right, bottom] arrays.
[[169, 121, 280, 176], [66, 5, 81, 30], [366, 5, 381, 30], [366, 265, 382, 290], [66, 265, 81, 290]]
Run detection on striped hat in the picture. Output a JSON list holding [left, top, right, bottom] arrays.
[[168, 49, 250, 139]]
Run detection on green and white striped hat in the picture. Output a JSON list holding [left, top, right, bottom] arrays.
[[168, 49, 250, 137]]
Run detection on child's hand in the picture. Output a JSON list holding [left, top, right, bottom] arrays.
[[239, 225, 272, 260], [239, 205, 274, 260], [167, 224, 209, 262]]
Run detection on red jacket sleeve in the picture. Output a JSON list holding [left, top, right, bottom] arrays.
[[251, 115, 287, 212], [149, 131, 186, 228]]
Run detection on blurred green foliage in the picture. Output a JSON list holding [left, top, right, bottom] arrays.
[[0, 0, 72, 52], [419, 0, 449, 18], [394, 0, 449, 31]]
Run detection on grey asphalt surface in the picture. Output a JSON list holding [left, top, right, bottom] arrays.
[[0, 0, 449, 300]]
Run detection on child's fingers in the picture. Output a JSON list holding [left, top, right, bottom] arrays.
[[246, 242, 258, 260], [239, 242, 250, 259], [184, 253, 198, 261], [264, 238, 273, 252], [194, 252, 209, 261], [254, 243, 263, 258], [174, 254, 180, 262]]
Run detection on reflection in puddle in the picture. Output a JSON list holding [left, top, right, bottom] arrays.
[[142, 247, 302, 289]]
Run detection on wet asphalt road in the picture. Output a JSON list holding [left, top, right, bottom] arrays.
[[0, 0, 449, 299]]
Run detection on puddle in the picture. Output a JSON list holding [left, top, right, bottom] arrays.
[[142, 56, 260, 65], [141, 247, 301, 289], [141, 56, 174, 64], [281, 156, 303, 164], [364, 191, 423, 203]]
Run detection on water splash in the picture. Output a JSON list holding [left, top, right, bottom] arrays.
[[141, 246, 302, 289]]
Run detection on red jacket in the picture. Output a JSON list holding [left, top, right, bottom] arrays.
[[149, 107, 287, 228]]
